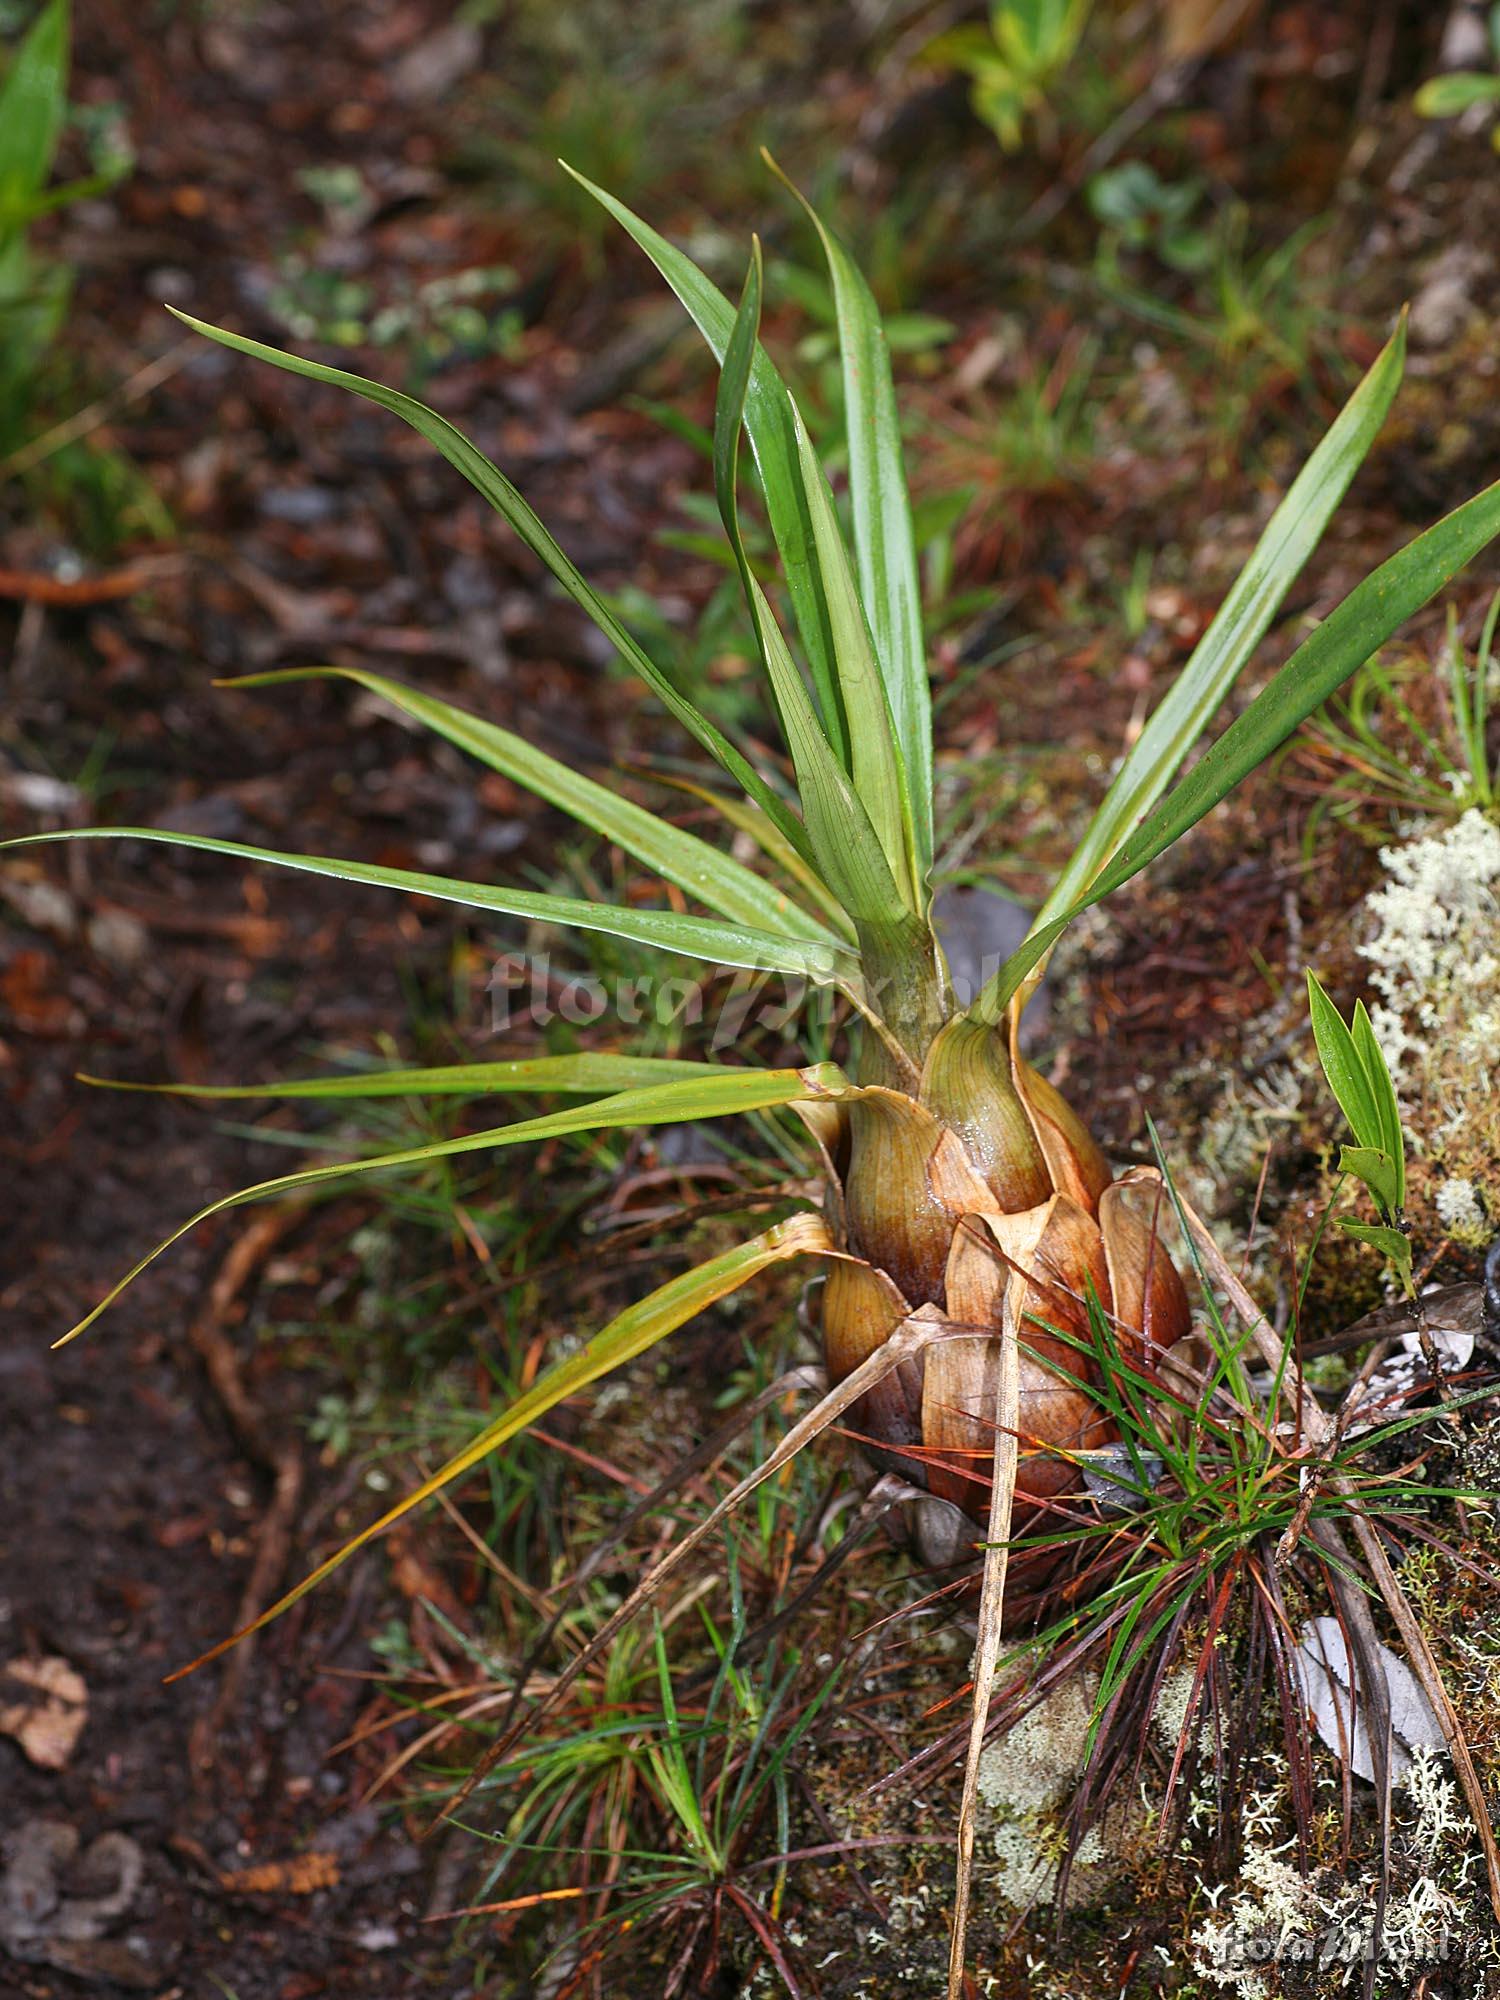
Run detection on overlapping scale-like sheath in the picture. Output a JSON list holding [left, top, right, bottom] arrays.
[[819, 1016, 1191, 1554]]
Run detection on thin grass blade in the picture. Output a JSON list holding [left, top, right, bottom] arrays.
[[167, 1213, 834, 1679], [966, 465, 1500, 1022], [77, 1053, 735, 1101], [789, 395, 919, 910], [1020, 319, 1408, 1000], [221, 667, 839, 947], [710, 246, 917, 944], [650, 772, 856, 940], [562, 166, 847, 766]]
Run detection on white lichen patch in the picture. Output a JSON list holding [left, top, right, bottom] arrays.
[[1151, 1664, 1218, 1761], [1197, 1062, 1308, 1200], [1189, 1748, 1470, 1995], [978, 1674, 1098, 1818], [1359, 808, 1500, 1099], [1435, 1174, 1487, 1238], [1355, 806, 1500, 1222], [976, 1674, 1142, 1909]]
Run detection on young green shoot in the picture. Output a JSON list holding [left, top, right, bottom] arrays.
[[1307, 969, 1414, 1299]]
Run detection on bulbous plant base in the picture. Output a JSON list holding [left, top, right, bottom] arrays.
[[817, 1030, 1192, 1618]]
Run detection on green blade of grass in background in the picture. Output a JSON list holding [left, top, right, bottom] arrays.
[[220, 667, 841, 949], [769, 156, 933, 882], [563, 166, 849, 769], [165, 310, 814, 864], [966, 463, 1500, 1023], [0, 0, 68, 225], [166, 1211, 834, 1679], [1453, 586, 1499, 804], [5, 826, 857, 981], [53, 1062, 848, 1345], [1016, 318, 1408, 1000], [1414, 73, 1500, 117]]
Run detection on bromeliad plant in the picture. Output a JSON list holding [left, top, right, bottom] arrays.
[[14, 162, 1500, 1991]]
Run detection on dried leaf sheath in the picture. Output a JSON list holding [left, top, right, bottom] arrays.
[[821, 1029, 1191, 1567]]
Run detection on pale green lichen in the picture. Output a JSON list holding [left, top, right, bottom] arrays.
[[1196, 1062, 1308, 1203], [977, 1673, 1098, 1818], [975, 1674, 1143, 1909], [1189, 1749, 1470, 1995], [1435, 1173, 1488, 1241], [1153, 1665, 1197, 1752], [1359, 808, 1500, 1109], [1356, 807, 1500, 1229]]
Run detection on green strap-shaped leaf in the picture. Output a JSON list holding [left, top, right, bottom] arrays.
[[6, 827, 857, 982], [1340, 1221, 1412, 1262], [769, 157, 933, 880], [789, 395, 920, 913], [56, 1062, 847, 1346], [747, 563, 932, 982], [78, 1052, 731, 1101], [168, 1211, 834, 1679], [562, 167, 847, 769], [711, 247, 915, 946], [651, 771, 857, 942], [711, 246, 829, 778], [1028, 319, 1408, 960], [166, 309, 814, 865], [222, 666, 839, 949], [1338, 1145, 1401, 1216], [1414, 72, 1500, 118], [966, 463, 1500, 1022], [0, 0, 68, 218]]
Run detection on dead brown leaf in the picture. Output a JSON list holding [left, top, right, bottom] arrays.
[[0, 1656, 89, 1769]]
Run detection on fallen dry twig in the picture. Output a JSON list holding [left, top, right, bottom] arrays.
[[185, 1203, 308, 1781]]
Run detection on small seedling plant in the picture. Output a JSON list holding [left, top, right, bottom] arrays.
[[925, 0, 1094, 153], [13, 157, 1500, 1992], [1415, 6, 1500, 149], [1307, 969, 1414, 1298]]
